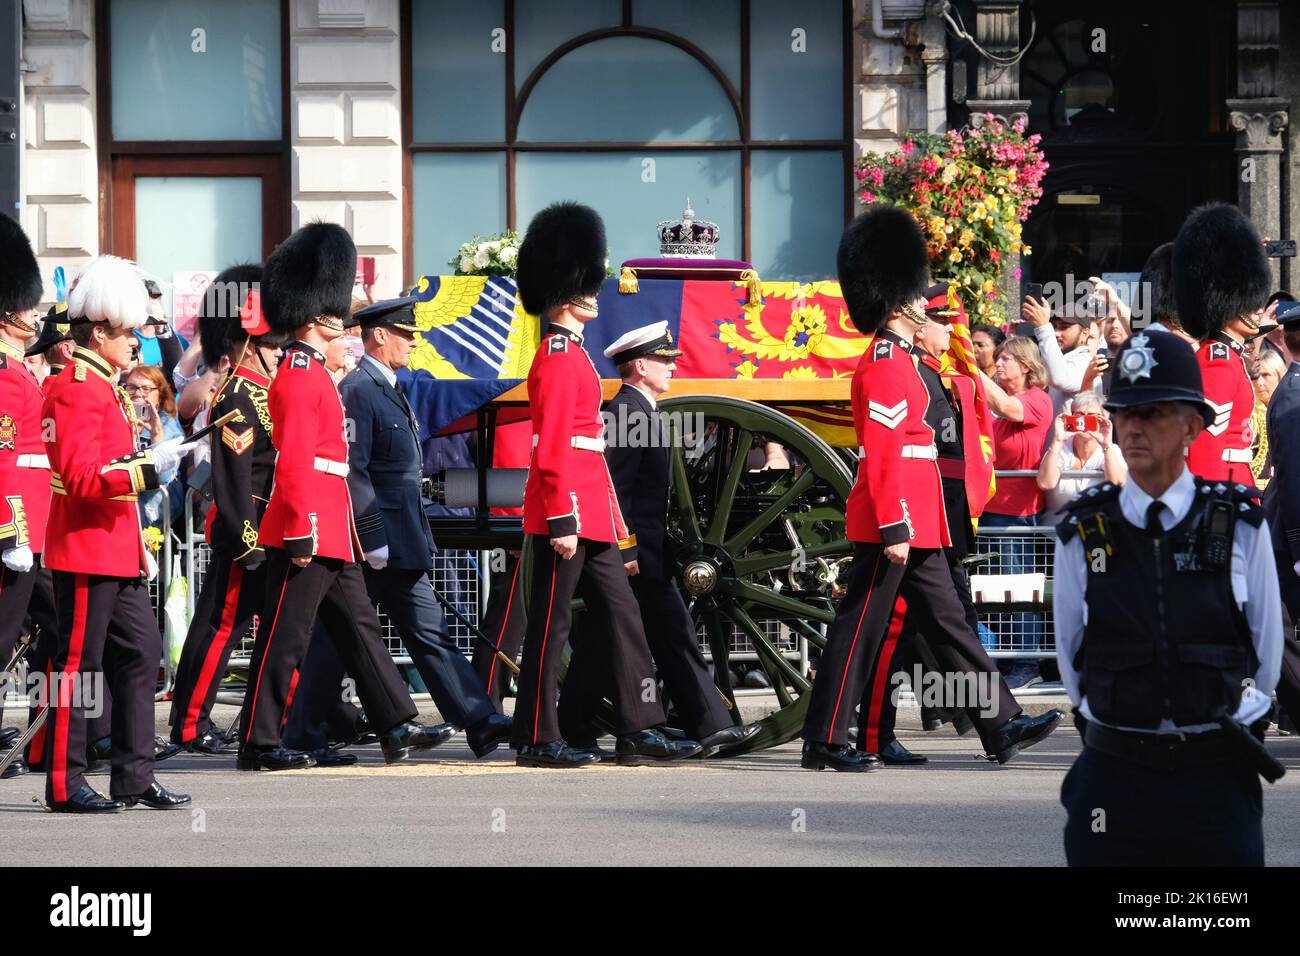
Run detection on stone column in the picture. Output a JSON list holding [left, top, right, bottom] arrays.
[[1228, 1, 1288, 288], [21, 0, 98, 300], [290, 0, 402, 297], [962, 0, 1030, 314]]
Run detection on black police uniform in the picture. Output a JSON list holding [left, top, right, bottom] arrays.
[[1054, 330, 1283, 866]]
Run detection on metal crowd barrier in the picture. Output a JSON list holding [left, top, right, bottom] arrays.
[[139, 468, 1105, 696]]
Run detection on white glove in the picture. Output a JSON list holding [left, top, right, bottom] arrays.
[[152, 437, 195, 476], [365, 546, 389, 571], [1293, 560, 1300, 578], [2, 545, 33, 573]]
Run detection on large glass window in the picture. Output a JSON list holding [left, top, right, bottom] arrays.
[[111, 0, 281, 141], [407, 0, 847, 283]]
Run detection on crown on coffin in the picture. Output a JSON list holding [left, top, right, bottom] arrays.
[[657, 199, 720, 258]]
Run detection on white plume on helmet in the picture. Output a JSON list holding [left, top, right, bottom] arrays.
[[67, 255, 149, 330]]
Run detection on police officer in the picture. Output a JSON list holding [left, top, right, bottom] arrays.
[[801, 206, 1060, 772], [236, 222, 446, 771], [168, 266, 282, 754], [1055, 329, 1283, 866], [42, 255, 193, 812], [511, 202, 701, 768], [342, 295, 512, 757], [557, 322, 763, 757], [1182, 204, 1265, 488]]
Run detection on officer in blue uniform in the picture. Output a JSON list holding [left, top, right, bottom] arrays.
[[342, 297, 513, 757], [1055, 330, 1284, 866]]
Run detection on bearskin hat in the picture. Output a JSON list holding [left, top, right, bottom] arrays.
[[1136, 242, 1175, 329], [200, 264, 271, 366], [516, 202, 607, 316], [1172, 203, 1270, 340], [0, 213, 43, 317], [262, 222, 356, 335], [67, 255, 148, 330], [837, 205, 931, 334]]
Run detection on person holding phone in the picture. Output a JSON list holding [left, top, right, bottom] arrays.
[[1036, 393, 1127, 522], [1022, 284, 1097, 416], [124, 364, 185, 530]]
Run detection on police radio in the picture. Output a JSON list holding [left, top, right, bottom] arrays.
[[1200, 498, 1235, 570]]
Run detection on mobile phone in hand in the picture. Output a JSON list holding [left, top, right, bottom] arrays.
[[1064, 413, 1100, 433], [1025, 282, 1044, 301]]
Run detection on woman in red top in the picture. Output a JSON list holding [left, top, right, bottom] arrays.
[[979, 335, 1052, 687]]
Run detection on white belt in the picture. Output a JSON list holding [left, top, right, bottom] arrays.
[[1222, 448, 1253, 464], [532, 434, 606, 453], [858, 444, 937, 461], [16, 454, 49, 469], [313, 457, 350, 477]]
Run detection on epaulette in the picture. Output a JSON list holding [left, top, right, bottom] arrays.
[[1056, 481, 1121, 544], [1192, 477, 1264, 528]]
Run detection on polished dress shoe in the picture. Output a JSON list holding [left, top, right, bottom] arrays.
[[1, 760, 27, 778], [379, 721, 456, 765], [877, 739, 927, 765], [236, 745, 316, 772], [801, 740, 882, 772], [987, 709, 1063, 765], [118, 781, 191, 810], [700, 722, 763, 758], [182, 728, 237, 755], [615, 728, 702, 765], [0, 726, 19, 750], [154, 736, 182, 762], [47, 783, 125, 814], [515, 740, 598, 768], [308, 746, 358, 768], [574, 743, 617, 763], [465, 713, 513, 758]]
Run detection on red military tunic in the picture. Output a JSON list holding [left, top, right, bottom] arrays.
[[847, 329, 949, 548], [0, 340, 52, 554], [43, 347, 156, 577], [1188, 333, 1257, 488], [522, 324, 630, 545], [258, 341, 359, 562]]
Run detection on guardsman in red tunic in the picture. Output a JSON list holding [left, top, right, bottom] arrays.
[[801, 207, 1061, 771], [0, 215, 53, 777], [511, 202, 700, 767], [16, 305, 76, 773], [235, 222, 445, 771], [1187, 329, 1259, 488], [42, 255, 193, 812], [167, 265, 283, 753]]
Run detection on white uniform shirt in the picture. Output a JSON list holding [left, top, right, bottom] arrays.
[[1053, 466, 1282, 733], [1033, 324, 1100, 417]]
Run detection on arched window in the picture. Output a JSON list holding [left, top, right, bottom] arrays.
[[406, 0, 847, 284]]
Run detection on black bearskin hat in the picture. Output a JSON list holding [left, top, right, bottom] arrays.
[[837, 205, 931, 334], [0, 213, 43, 316], [516, 202, 607, 316], [262, 222, 356, 334], [1172, 203, 1270, 340], [1137, 242, 1175, 329], [200, 264, 271, 366]]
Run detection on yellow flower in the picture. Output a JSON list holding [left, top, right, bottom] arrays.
[[941, 163, 958, 184], [1010, 241, 1022, 253], [1010, 223, 1022, 237], [1022, 244, 1033, 255], [959, 228, 974, 247], [949, 248, 962, 263], [1007, 169, 1017, 182], [986, 196, 998, 211]]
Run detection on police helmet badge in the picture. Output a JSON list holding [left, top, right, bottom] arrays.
[[1118, 333, 1157, 384]]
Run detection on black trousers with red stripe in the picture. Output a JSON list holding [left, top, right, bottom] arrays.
[[471, 552, 526, 712], [803, 543, 1018, 750], [169, 549, 266, 745], [238, 549, 416, 748], [44, 572, 159, 802], [859, 553, 990, 750], [20, 563, 70, 766], [511, 536, 664, 749]]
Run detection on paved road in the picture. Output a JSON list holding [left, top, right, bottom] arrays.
[[6, 705, 1300, 867]]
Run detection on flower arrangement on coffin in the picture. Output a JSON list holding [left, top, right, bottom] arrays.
[[449, 230, 523, 277], [855, 115, 1049, 326]]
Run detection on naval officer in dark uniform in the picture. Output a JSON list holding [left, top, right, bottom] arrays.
[[342, 296, 513, 758]]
